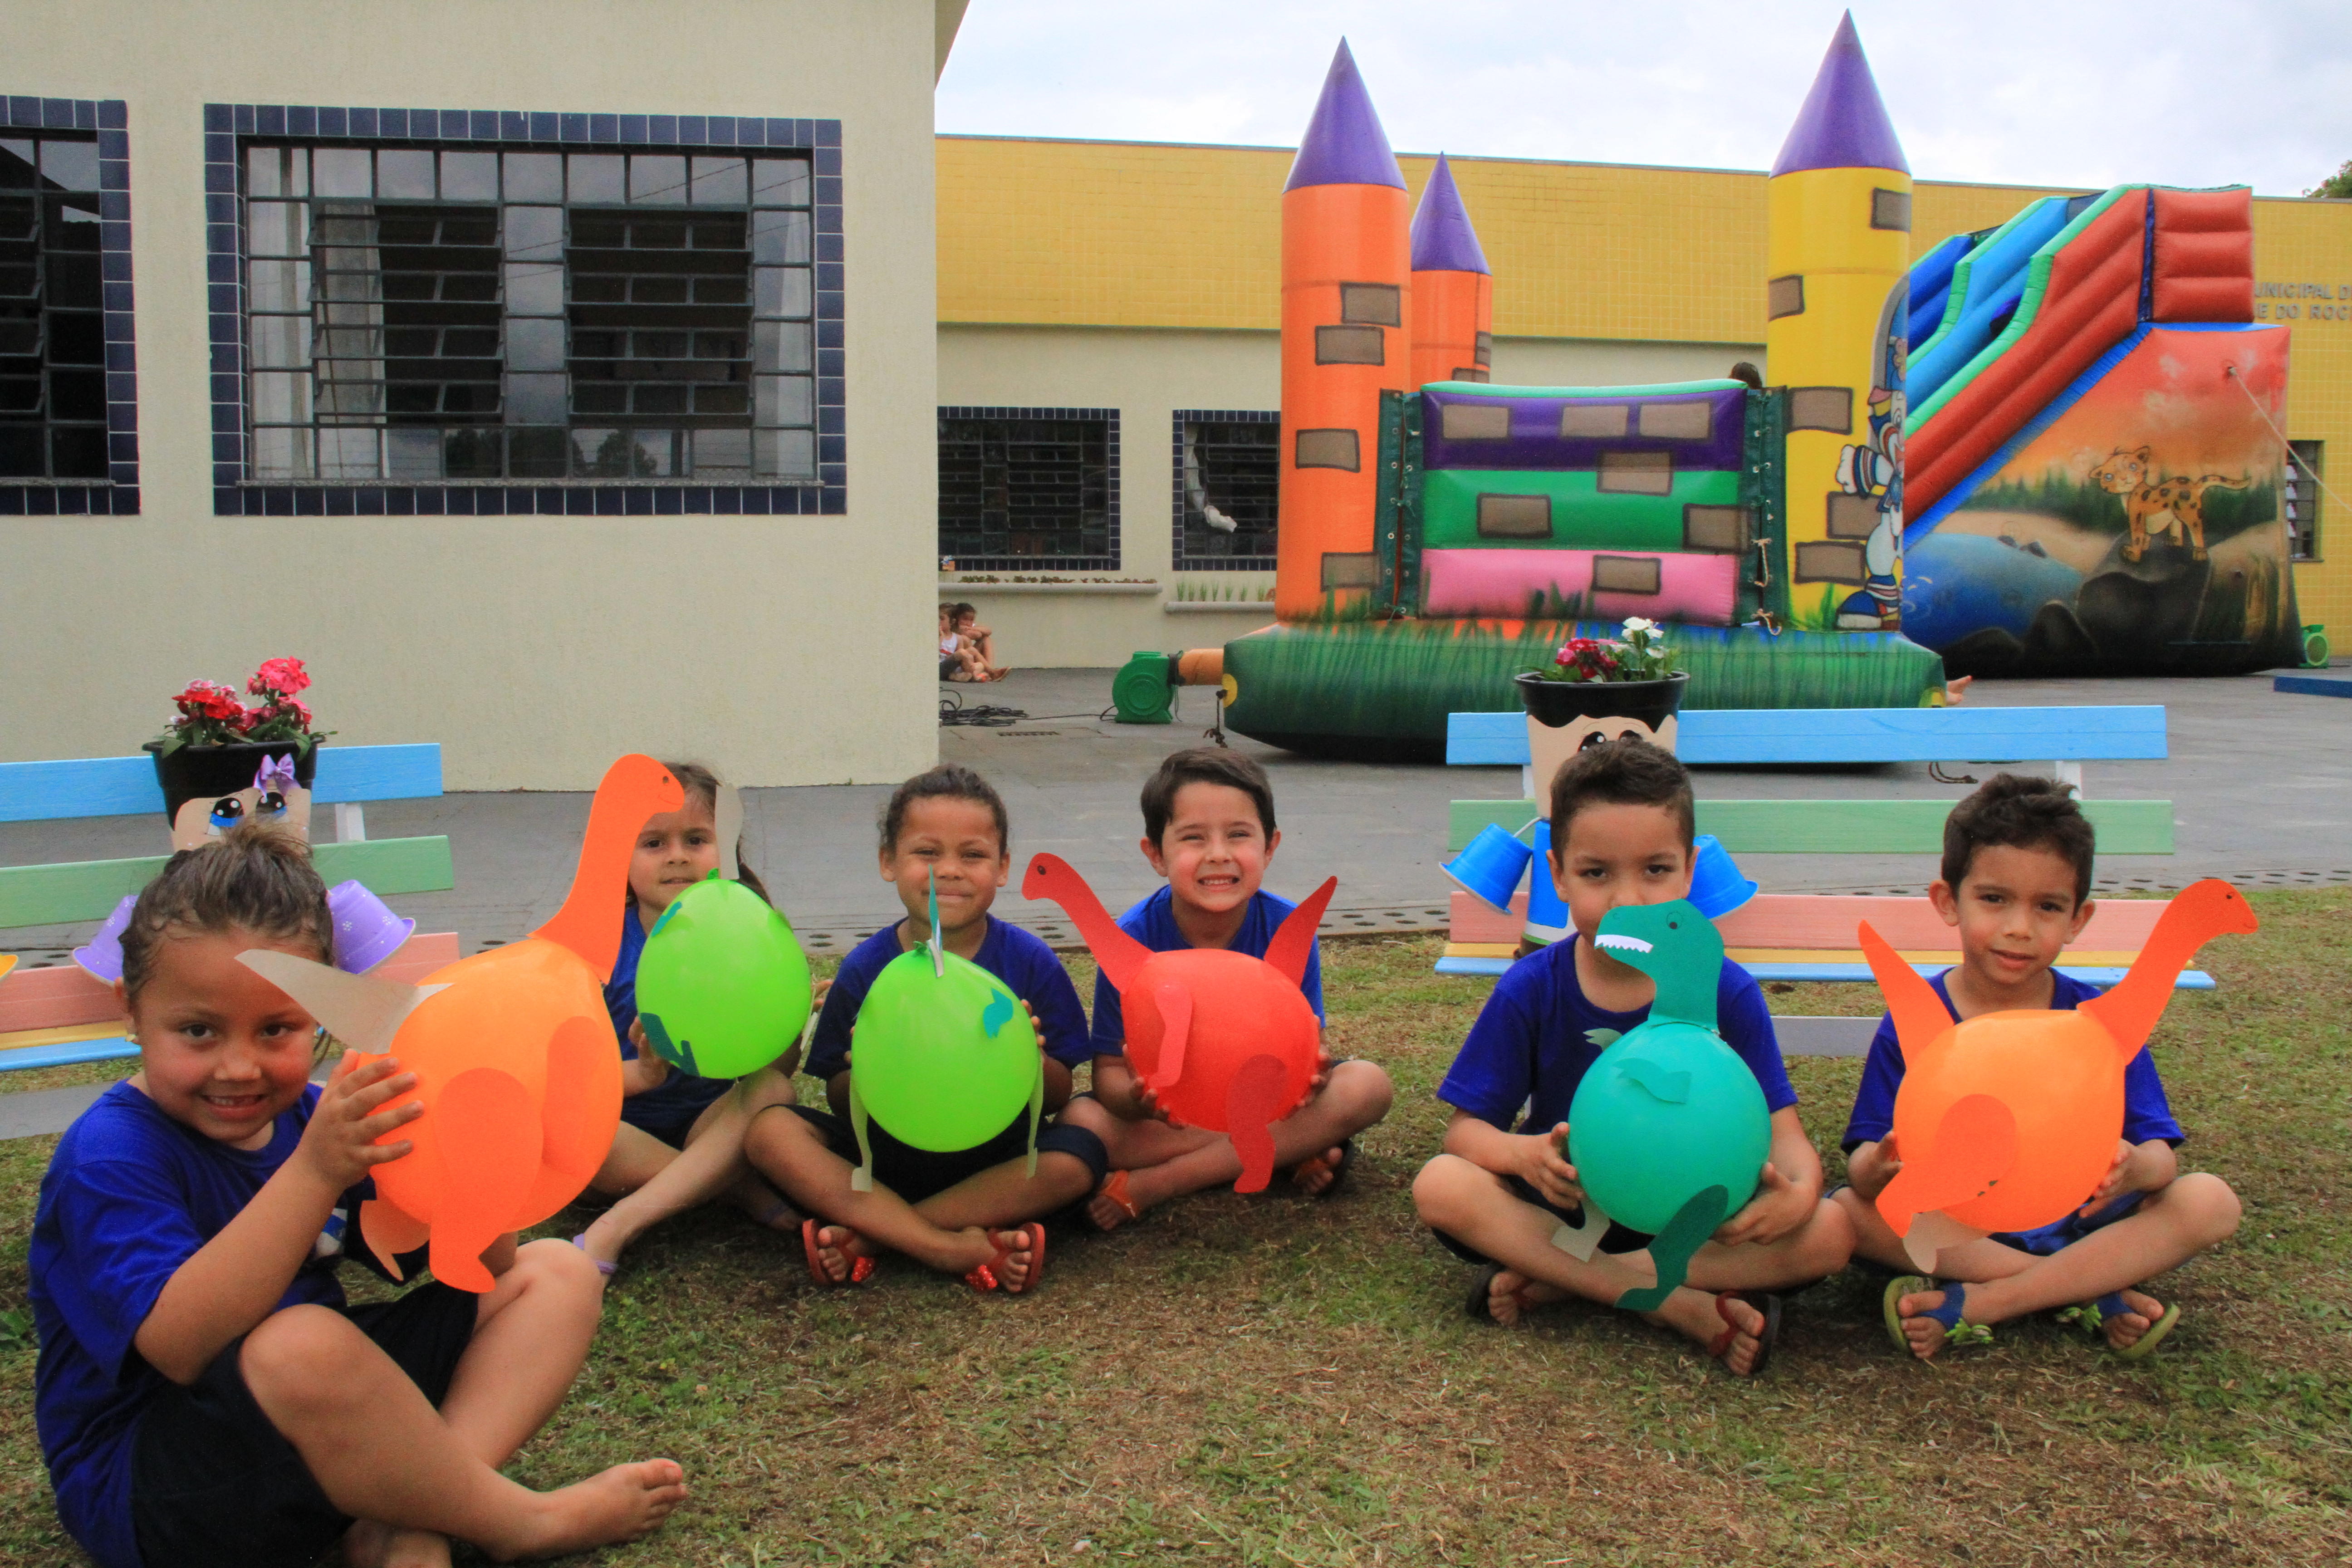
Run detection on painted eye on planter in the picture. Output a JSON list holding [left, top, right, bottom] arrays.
[[208, 796, 246, 831], [256, 791, 287, 818], [1618, 728, 1647, 742], [1578, 731, 1611, 752]]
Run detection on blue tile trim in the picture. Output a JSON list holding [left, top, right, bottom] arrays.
[[203, 105, 847, 518], [1171, 409, 1280, 570], [936, 406, 1121, 572], [0, 95, 138, 514]]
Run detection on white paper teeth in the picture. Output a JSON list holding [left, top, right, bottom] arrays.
[[1595, 933, 1654, 954]]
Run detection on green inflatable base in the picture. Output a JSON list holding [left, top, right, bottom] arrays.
[[1218, 620, 1947, 759]]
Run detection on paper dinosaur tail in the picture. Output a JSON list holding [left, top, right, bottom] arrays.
[[1225, 1053, 1291, 1194], [1614, 1185, 1728, 1312]]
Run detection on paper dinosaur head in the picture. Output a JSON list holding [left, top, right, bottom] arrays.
[[1592, 898, 1721, 1030]]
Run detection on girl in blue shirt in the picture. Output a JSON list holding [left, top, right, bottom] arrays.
[[30, 821, 685, 1568], [573, 762, 813, 1271]]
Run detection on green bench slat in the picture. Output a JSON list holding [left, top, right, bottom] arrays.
[[0, 744, 444, 824], [1447, 799, 2173, 855], [1445, 706, 2168, 766], [0, 836, 454, 927]]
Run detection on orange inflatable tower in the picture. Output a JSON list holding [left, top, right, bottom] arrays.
[[1408, 153, 1491, 389], [1277, 40, 1411, 619]]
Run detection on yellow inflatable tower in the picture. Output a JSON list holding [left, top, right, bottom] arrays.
[[1767, 12, 1911, 631]]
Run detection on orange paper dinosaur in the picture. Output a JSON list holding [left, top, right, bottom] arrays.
[[1862, 878, 2256, 1269], [240, 755, 681, 1290]]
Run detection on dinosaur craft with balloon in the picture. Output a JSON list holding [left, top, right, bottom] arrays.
[[239, 754, 682, 1292], [1022, 853, 1334, 1193], [1862, 878, 2256, 1269]]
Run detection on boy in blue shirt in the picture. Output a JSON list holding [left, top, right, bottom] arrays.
[[31, 823, 685, 1568], [1060, 749, 1395, 1227], [1835, 774, 2243, 1360], [1412, 740, 1852, 1377]]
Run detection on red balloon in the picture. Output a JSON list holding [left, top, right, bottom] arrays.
[[1023, 854, 1333, 1192]]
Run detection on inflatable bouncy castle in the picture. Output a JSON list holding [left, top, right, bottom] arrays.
[[1899, 188, 2301, 675], [1142, 23, 1950, 760]]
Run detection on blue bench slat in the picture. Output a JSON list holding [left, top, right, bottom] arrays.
[[0, 744, 443, 823], [0, 1034, 137, 1073], [1446, 707, 2168, 767], [1433, 955, 2213, 990]]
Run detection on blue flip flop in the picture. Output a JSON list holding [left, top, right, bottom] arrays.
[[1883, 1274, 1992, 1356], [2061, 1290, 2182, 1360]]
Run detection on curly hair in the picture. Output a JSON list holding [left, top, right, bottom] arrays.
[[1941, 773, 2095, 905], [1546, 737, 1695, 853]]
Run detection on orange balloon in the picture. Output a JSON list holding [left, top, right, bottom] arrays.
[[1879, 1009, 2122, 1235]]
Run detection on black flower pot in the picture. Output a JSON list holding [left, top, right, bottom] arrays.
[[1514, 671, 1690, 735], [143, 739, 320, 828]]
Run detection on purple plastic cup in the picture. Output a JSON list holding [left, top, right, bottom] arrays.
[[328, 881, 415, 974], [72, 893, 140, 984]]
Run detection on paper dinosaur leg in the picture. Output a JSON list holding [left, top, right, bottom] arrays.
[[1900, 1210, 1992, 1274], [1147, 982, 1192, 1097], [848, 1076, 875, 1193], [1024, 1055, 1044, 1179], [1613, 1185, 1728, 1312], [1875, 1093, 2018, 1246], [426, 1068, 542, 1294], [1549, 1199, 1613, 1262], [1224, 1053, 1291, 1195], [517, 1014, 625, 1225], [358, 1196, 431, 1282]]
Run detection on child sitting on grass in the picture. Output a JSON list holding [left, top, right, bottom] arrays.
[[1833, 774, 2243, 1360], [574, 762, 810, 1272], [1060, 749, 1394, 1227], [30, 823, 684, 1568], [1411, 740, 1852, 1377], [744, 764, 1103, 1292]]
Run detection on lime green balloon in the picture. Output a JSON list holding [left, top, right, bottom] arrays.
[[850, 946, 1040, 1158], [635, 875, 812, 1078]]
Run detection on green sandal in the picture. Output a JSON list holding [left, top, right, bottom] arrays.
[[1883, 1274, 1993, 1356], [2059, 1290, 2182, 1360]]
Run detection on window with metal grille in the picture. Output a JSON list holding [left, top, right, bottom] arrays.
[[242, 142, 813, 482], [937, 408, 1117, 570], [2286, 440, 2322, 562], [1174, 412, 1277, 568], [0, 134, 105, 480]]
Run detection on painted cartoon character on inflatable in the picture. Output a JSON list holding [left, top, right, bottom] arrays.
[[1835, 276, 1907, 631], [2089, 445, 2252, 564]]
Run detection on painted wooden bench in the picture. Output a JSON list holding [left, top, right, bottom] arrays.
[[1435, 705, 2200, 995], [0, 744, 458, 1074]]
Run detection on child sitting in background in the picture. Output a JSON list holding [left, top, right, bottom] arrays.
[[1411, 740, 1852, 1377], [574, 762, 810, 1272], [1835, 774, 2242, 1360], [745, 764, 1104, 1292], [939, 604, 990, 683], [30, 823, 684, 1568], [1061, 749, 1394, 1227]]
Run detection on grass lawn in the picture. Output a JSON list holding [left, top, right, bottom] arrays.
[[0, 890, 2343, 1565]]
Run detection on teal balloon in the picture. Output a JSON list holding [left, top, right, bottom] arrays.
[[634, 874, 812, 1078], [850, 946, 1041, 1157], [1567, 1020, 1769, 1233]]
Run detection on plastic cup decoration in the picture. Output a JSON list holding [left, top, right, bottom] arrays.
[[1686, 835, 1759, 919], [635, 872, 813, 1079], [1441, 820, 1535, 915], [326, 880, 416, 974], [1565, 898, 1771, 1310], [846, 873, 1043, 1190], [1523, 820, 1572, 947]]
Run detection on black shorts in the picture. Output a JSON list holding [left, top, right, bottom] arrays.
[[130, 1283, 480, 1568], [1429, 1174, 1656, 1268], [788, 1105, 1108, 1205]]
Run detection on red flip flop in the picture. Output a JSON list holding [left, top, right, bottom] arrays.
[[965, 1224, 1046, 1294], [801, 1218, 874, 1287], [1706, 1290, 1782, 1376]]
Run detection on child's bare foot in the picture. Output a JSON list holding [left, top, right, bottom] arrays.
[[343, 1520, 451, 1568], [1651, 1287, 1772, 1375], [1289, 1144, 1348, 1197], [493, 1459, 688, 1562], [1086, 1170, 1146, 1231], [1480, 1268, 1568, 1326]]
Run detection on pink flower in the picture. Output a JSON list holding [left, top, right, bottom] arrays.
[[248, 657, 311, 699]]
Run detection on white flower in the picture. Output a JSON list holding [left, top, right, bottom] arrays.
[[1622, 616, 1658, 634]]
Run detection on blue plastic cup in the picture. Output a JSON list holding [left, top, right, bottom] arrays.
[[1523, 820, 1572, 946], [1688, 833, 1759, 919], [1441, 821, 1536, 915]]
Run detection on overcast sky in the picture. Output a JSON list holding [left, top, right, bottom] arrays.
[[937, 1, 2352, 198]]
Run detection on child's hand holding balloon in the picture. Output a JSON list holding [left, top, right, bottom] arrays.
[[1514, 1121, 1583, 1210], [1845, 1133, 1901, 1200], [621, 1019, 674, 1095], [1711, 1161, 1808, 1248], [300, 1054, 422, 1190], [2079, 1137, 2159, 1216]]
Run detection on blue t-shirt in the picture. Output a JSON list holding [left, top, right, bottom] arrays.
[[30, 1081, 392, 1568], [806, 916, 1092, 1083], [1437, 938, 1797, 1134], [607, 905, 733, 1138], [1088, 885, 1326, 1054], [1841, 970, 2185, 1152]]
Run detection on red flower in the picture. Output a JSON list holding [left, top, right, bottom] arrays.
[[172, 680, 244, 720], [248, 657, 311, 699]]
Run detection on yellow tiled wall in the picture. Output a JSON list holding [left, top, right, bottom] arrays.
[[939, 135, 2352, 649]]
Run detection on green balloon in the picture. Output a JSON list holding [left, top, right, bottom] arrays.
[[1567, 1018, 1769, 1234], [849, 946, 1042, 1180], [635, 874, 813, 1079]]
